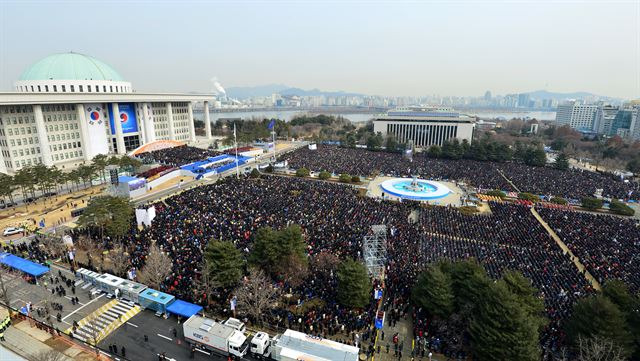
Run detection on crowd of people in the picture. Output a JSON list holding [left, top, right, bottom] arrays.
[[538, 207, 640, 293], [282, 145, 640, 200], [135, 145, 222, 166]]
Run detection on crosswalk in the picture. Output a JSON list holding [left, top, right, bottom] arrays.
[[66, 298, 141, 345]]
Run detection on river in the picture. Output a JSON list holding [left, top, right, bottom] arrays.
[[201, 109, 556, 123]]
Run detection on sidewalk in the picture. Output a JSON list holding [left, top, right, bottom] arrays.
[[2, 318, 106, 361]]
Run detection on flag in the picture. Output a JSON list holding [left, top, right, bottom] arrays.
[[268, 119, 276, 130]]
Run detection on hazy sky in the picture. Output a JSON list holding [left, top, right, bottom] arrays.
[[1, 0, 638, 99]]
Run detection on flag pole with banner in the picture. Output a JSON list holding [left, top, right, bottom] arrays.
[[268, 118, 276, 162], [234, 123, 239, 178]]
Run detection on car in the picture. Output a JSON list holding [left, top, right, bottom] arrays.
[[3, 227, 24, 236], [43, 192, 57, 197], [0, 202, 17, 209]]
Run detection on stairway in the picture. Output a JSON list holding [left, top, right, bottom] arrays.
[[66, 299, 141, 345]]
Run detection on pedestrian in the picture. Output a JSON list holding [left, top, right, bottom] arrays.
[[144, 334, 149, 342], [121, 346, 126, 357], [386, 343, 390, 353], [172, 327, 177, 337]]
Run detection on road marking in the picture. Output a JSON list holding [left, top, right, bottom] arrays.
[[62, 293, 104, 321], [196, 348, 210, 355], [64, 296, 85, 305], [156, 355, 176, 361], [157, 333, 172, 341], [126, 322, 138, 328]]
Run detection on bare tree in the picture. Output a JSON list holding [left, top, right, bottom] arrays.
[[39, 235, 67, 260], [108, 245, 130, 278], [194, 259, 218, 308], [138, 243, 171, 290], [32, 349, 68, 361], [234, 268, 281, 325], [0, 268, 12, 307], [280, 253, 308, 289], [577, 336, 626, 361]]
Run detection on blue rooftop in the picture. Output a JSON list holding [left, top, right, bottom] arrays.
[[0, 252, 49, 277]]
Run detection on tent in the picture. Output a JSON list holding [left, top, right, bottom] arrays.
[[166, 299, 202, 318], [0, 252, 49, 278]]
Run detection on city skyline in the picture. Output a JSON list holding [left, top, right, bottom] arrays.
[[0, 1, 638, 99]]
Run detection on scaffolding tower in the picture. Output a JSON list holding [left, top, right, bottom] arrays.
[[363, 225, 388, 278]]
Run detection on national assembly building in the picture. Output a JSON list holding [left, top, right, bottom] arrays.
[[373, 106, 474, 149], [0, 52, 215, 174]]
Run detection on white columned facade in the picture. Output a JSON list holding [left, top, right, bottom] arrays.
[[166, 102, 175, 141], [112, 102, 126, 154], [137, 103, 147, 144], [33, 104, 53, 166], [143, 103, 156, 143], [204, 101, 212, 139], [187, 102, 196, 142], [76, 103, 92, 161]]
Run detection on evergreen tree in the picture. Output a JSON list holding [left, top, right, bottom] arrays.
[[427, 145, 442, 158], [412, 265, 454, 318], [384, 136, 399, 153], [447, 259, 491, 313], [249, 225, 307, 277], [469, 282, 541, 361], [336, 259, 371, 308], [524, 147, 547, 167], [565, 295, 633, 358], [554, 153, 570, 170], [203, 240, 244, 289], [500, 271, 547, 331]]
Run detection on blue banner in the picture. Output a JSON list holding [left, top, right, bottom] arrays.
[[108, 103, 138, 135]]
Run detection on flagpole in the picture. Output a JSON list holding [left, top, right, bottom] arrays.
[[234, 123, 239, 179]]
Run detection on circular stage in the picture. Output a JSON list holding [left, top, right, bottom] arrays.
[[380, 178, 452, 201]]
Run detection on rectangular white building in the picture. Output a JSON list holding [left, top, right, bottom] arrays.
[[373, 107, 474, 149]]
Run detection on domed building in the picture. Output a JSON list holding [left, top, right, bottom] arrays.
[[0, 53, 213, 174]]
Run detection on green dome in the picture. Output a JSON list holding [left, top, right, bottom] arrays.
[[19, 53, 124, 82]]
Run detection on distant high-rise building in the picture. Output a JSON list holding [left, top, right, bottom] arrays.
[[594, 105, 619, 135], [555, 101, 599, 131], [518, 93, 530, 108], [484, 91, 492, 101]]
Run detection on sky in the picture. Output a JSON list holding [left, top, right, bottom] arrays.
[[0, 0, 638, 99]]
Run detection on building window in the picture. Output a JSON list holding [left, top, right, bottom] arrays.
[[103, 86, 107, 92], [61, 85, 66, 92], [53, 85, 57, 92], [79, 85, 83, 92], [38, 85, 41, 92]]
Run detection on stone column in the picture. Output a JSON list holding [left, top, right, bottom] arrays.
[[33, 104, 53, 166], [137, 103, 147, 144], [143, 103, 156, 143], [76, 104, 92, 160], [166, 102, 175, 141], [112, 103, 126, 154], [204, 101, 212, 140], [187, 102, 196, 143]]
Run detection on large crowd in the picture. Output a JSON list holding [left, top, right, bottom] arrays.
[[282, 145, 640, 200], [135, 145, 222, 166], [7, 143, 638, 358], [538, 208, 640, 293]]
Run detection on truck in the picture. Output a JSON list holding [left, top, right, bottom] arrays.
[[250, 328, 359, 361], [182, 315, 249, 359]]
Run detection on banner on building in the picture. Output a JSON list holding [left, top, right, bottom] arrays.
[[84, 104, 110, 158], [108, 103, 139, 135]]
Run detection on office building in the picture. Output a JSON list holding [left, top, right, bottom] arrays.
[[0, 52, 215, 174], [555, 101, 599, 131], [373, 107, 474, 149]]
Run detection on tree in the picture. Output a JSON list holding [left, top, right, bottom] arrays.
[[427, 145, 442, 158], [609, 200, 635, 216], [469, 281, 541, 361], [203, 240, 244, 289], [524, 147, 547, 167], [0, 265, 11, 307], [336, 259, 371, 309], [295, 168, 310, 177], [500, 271, 546, 331], [138, 243, 172, 290], [581, 197, 603, 210], [92, 154, 109, 183], [0, 173, 16, 205], [565, 295, 633, 358], [627, 158, 640, 174], [576, 336, 627, 361], [108, 245, 130, 277], [14, 166, 35, 210], [554, 153, 570, 170], [234, 268, 281, 325], [447, 259, 490, 314], [249, 225, 307, 280], [518, 192, 540, 202], [318, 171, 331, 180], [249, 168, 261, 178], [485, 190, 506, 199], [366, 132, 383, 150], [385, 136, 398, 153], [77, 196, 134, 240], [550, 196, 568, 205], [194, 258, 217, 307], [412, 264, 454, 318], [339, 173, 351, 183], [351, 175, 360, 183]]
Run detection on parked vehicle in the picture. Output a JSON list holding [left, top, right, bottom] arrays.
[[3, 227, 24, 236], [183, 315, 249, 359], [223, 317, 246, 333], [250, 328, 359, 361], [0, 201, 17, 209]]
